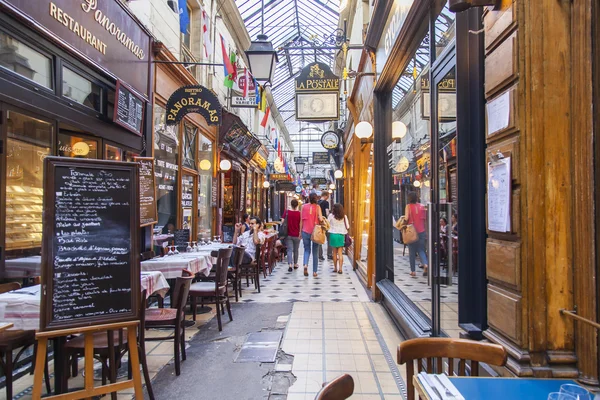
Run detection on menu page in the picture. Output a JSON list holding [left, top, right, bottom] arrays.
[[136, 157, 157, 226], [46, 162, 136, 329], [114, 81, 144, 136]]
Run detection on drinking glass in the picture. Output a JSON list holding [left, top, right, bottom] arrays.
[[186, 242, 193, 253], [548, 392, 578, 400], [560, 384, 592, 400], [173, 245, 179, 255], [192, 241, 198, 252], [167, 246, 174, 256]]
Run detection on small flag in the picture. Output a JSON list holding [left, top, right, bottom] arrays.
[[255, 80, 261, 107], [260, 107, 270, 127], [242, 68, 248, 97], [220, 35, 234, 77], [178, 0, 189, 34], [202, 11, 212, 58], [224, 51, 237, 88], [273, 137, 278, 150]]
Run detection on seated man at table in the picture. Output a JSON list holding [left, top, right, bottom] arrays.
[[233, 216, 266, 263]]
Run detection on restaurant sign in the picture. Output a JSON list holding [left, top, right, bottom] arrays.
[[312, 152, 330, 164], [270, 173, 291, 181], [252, 152, 267, 169], [166, 85, 222, 126], [0, 0, 152, 96], [295, 62, 340, 122]]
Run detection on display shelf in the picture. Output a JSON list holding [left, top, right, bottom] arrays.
[[5, 185, 44, 251]]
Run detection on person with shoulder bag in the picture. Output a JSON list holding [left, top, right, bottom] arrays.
[[327, 203, 350, 274], [301, 193, 324, 277], [404, 192, 428, 277], [282, 199, 302, 272]]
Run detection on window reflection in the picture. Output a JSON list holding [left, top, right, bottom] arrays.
[[57, 133, 98, 159], [0, 31, 53, 89], [62, 67, 102, 112], [153, 105, 179, 232]]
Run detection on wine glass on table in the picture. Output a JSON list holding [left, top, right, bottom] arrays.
[[548, 393, 577, 400], [173, 245, 179, 255], [560, 384, 591, 400], [167, 245, 174, 256], [186, 242, 192, 253], [192, 241, 198, 252]]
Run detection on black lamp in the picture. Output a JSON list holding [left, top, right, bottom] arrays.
[[245, 34, 279, 83], [295, 161, 305, 174]]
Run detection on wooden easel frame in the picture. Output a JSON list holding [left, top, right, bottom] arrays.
[[32, 321, 143, 400]]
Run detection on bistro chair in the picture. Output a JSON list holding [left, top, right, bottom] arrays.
[[229, 246, 245, 302], [398, 337, 508, 400], [145, 276, 193, 376], [0, 282, 51, 399], [314, 373, 354, 400], [238, 243, 262, 294], [187, 247, 234, 331]]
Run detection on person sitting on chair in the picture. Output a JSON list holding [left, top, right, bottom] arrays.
[[233, 216, 266, 263]]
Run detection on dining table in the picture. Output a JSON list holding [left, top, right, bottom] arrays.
[[141, 243, 232, 279], [4, 255, 41, 279], [413, 374, 589, 399]]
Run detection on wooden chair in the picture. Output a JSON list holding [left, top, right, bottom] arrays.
[[229, 246, 245, 302], [140, 250, 155, 261], [0, 282, 51, 399], [397, 338, 508, 400], [314, 373, 354, 400], [145, 276, 193, 376], [238, 244, 262, 294], [188, 247, 234, 331]]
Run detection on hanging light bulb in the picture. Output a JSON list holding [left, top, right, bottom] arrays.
[[329, 183, 336, 190], [199, 159, 212, 171], [355, 121, 373, 139], [220, 159, 232, 171], [334, 169, 343, 179], [414, 180, 421, 188], [392, 121, 407, 140], [263, 180, 270, 188]]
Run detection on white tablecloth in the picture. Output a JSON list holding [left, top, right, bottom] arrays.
[[0, 272, 170, 331], [5, 256, 41, 278], [141, 252, 215, 279]]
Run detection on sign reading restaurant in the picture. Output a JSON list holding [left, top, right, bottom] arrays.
[[0, 0, 152, 96]]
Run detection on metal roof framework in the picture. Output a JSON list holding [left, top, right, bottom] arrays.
[[235, 0, 341, 158]]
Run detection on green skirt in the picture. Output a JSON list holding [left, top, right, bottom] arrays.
[[329, 233, 345, 248]]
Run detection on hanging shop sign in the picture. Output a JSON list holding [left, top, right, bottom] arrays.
[[231, 75, 258, 108], [220, 110, 261, 160], [321, 130, 340, 150], [232, 97, 258, 108], [312, 152, 330, 164], [166, 85, 222, 126], [270, 173, 291, 181], [1, 0, 152, 96], [376, 0, 414, 75], [295, 62, 340, 122], [252, 152, 267, 169], [294, 157, 309, 163], [312, 177, 328, 185]]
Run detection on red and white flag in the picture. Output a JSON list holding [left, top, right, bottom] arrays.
[[242, 68, 248, 97], [202, 11, 212, 58]]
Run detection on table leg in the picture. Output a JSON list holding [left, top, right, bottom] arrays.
[[53, 337, 65, 394]]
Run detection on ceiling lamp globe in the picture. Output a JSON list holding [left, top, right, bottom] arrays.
[[392, 121, 407, 140], [334, 169, 343, 179], [329, 183, 335, 190], [413, 180, 421, 188], [199, 159, 212, 171], [220, 159, 232, 171], [263, 181, 270, 188], [355, 121, 373, 139]]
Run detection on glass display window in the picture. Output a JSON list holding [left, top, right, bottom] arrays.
[[182, 121, 198, 170], [197, 133, 213, 240], [105, 144, 123, 161], [62, 66, 102, 112], [57, 132, 98, 159]]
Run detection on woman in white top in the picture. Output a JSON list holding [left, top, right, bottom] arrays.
[[327, 203, 349, 274]]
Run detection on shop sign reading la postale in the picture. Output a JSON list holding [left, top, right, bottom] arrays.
[[1, 0, 151, 95]]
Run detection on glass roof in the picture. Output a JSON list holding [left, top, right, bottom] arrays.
[[235, 0, 341, 153]]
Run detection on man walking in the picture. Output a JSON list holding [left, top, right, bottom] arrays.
[[318, 191, 332, 260]]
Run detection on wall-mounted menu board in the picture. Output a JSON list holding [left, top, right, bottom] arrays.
[[134, 157, 158, 227], [40, 157, 140, 331], [114, 80, 144, 136]]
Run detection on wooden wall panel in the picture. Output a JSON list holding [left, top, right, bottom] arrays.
[[485, 32, 518, 97], [488, 285, 523, 346], [487, 239, 521, 288], [484, 2, 517, 51]]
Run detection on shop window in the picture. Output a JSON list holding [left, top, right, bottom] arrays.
[[181, 174, 194, 231], [105, 144, 123, 161], [0, 31, 53, 89], [182, 121, 198, 170], [434, 6, 456, 58], [62, 66, 102, 112], [4, 111, 52, 259], [154, 104, 179, 233], [246, 170, 253, 215], [124, 150, 139, 162], [197, 133, 213, 240], [181, 4, 198, 77], [57, 132, 99, 159]]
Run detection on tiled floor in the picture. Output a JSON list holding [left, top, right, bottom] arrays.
[[283, 302, 407, 400]]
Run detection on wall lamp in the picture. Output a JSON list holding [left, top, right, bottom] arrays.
[[448, 0, 501, 13]]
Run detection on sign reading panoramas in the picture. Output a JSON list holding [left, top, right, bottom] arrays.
[[166, 85, 222, 126], [2, 0, 152, 96], [295, 62, 340, 121]]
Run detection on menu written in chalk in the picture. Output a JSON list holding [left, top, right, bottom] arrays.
[[135, 157, 158, 227], [114, 80, 144, 136], [41, 158, 140, 331]]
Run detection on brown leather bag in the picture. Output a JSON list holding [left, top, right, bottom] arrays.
[[402, 205, 419, 244]]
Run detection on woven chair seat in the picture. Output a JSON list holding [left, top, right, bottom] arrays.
[[145, 308, 178, 323], [64, 331, 127, 350]]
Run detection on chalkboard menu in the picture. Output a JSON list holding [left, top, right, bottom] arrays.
[[135, 157, 158, 227], [114, 80, 144, 136], [173, 229, 190, 252], [41, 157, 140, 331]]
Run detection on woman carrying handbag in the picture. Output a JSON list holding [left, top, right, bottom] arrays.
[[301, 193, 324, 277], [327, 203, 350, 274], [282, 199, 302, 272], [404, 192, 428, 277]]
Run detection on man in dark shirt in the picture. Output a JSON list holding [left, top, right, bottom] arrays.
[[318, 192, 331, 260]]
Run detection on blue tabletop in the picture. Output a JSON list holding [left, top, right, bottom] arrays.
[[449, 377, 582, 400]]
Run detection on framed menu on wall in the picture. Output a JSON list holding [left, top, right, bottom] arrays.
[[134, 157, 158, 227], [114, 80, 144, 136], [40, 157, 140, 331]]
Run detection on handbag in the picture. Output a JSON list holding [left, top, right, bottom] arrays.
[[310, 204, 326, 244], [279, 210, 289, 239], [343, 216, 352, 248], [402, 204, 419, 244]]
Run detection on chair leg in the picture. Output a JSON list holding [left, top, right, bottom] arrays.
[[5, 348, 13, 400], [192, 295, 197, 321], [215, 296, 223, 331], [226, 293, 233, 322], [256, 266, 261, 293], [239, 277, 243, 298], [71, 355, 78, 377], [174, 323, 181, 376], [181, 320, 187, 361], [139, 343, 155, 400], [234, 275, 239, 302]]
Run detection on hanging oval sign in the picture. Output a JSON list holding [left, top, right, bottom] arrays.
[[295, 185, 302, 194], [166, 85, 222, 126]]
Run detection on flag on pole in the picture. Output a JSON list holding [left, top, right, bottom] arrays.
[[178, 0, 189, 34], [260, 107, 270, 127], [255, 80, 261, 107], [220, 35, 234, 77], [242, 68, 248, 97], [202, 11, 212, 58], [224, 51, 237, 88]]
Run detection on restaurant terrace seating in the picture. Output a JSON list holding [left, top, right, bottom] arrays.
[[398, 337, 508, 400], [238, 243, 262, 293], [314, 373, 354, 400]]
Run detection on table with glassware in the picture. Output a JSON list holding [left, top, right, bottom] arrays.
[[413, 374, 592, 400], [0, 271, 170, 331], [141, 242, 232, 279]]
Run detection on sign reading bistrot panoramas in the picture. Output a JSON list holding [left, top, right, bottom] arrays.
[[165, 85, 222, 126], [40, 157, 140, 331], [0, 0, 152, 97], [295, 62, 340, 122]]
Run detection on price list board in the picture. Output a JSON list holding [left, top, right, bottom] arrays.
[[40, 158, 140, 331], [134, 157, 158, 227], [114, 80, 144, 136]]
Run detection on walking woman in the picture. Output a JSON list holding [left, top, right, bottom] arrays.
[[327, 203, 349, 274], [301, 193, 323, 277], [283, 199, 302, 272], [405, 192, 428, 277]]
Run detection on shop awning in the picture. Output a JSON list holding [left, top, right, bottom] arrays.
[[220, 110, 263, 161]]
